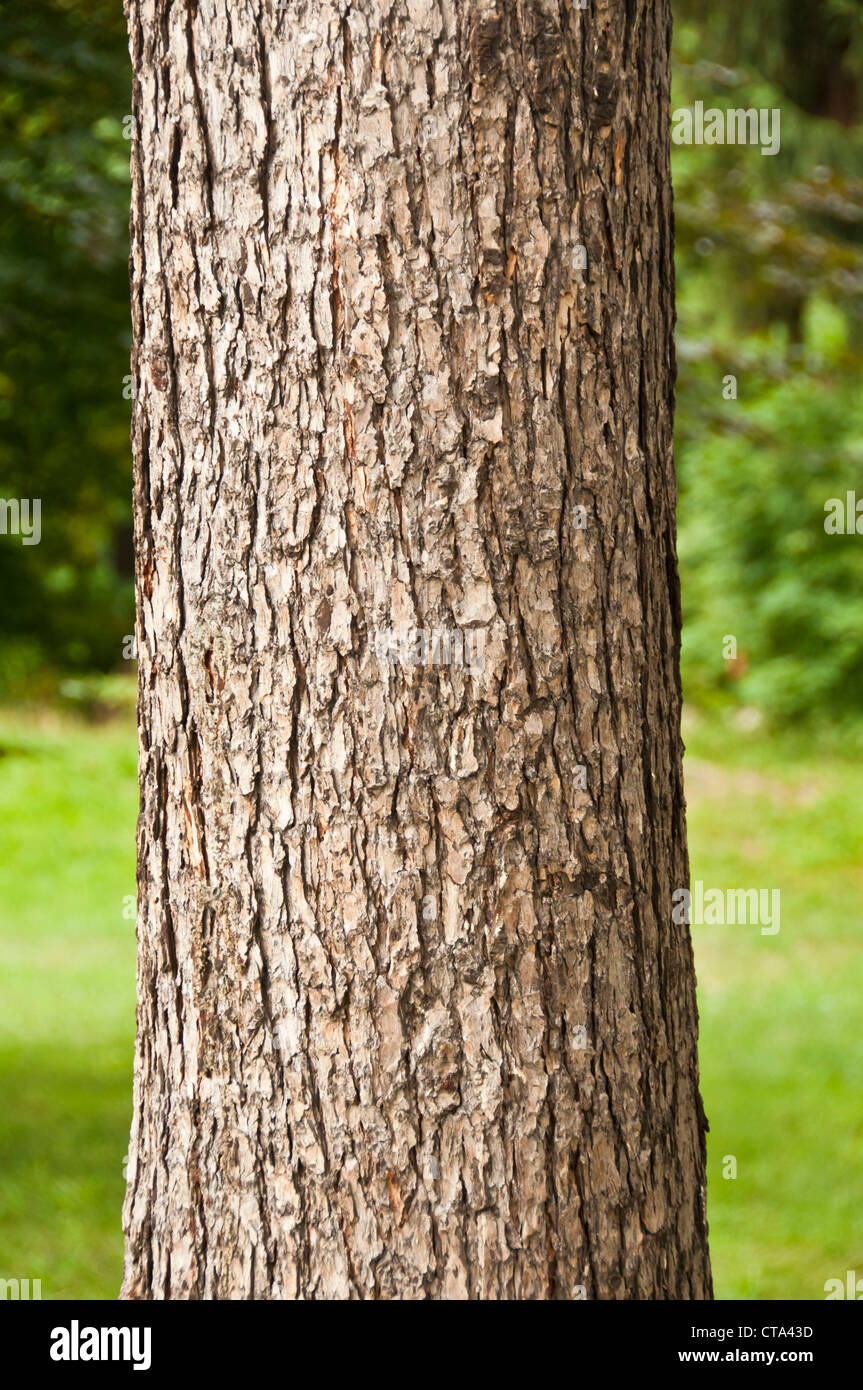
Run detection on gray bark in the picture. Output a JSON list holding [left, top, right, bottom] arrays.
[[122, 0, 712, 1300]]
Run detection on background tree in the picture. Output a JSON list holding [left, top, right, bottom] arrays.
[[119, 0, 713, 1302]]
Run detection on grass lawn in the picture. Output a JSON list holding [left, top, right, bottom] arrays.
[[0, 705, 860, 1299], [685, 714, 863, 1300], [0, 711, 137, 1300]]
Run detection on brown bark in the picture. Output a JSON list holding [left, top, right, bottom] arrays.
[[122, 0, 712, 1300]]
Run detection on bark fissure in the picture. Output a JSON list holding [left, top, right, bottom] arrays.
[[123, 0, 711, 1300]]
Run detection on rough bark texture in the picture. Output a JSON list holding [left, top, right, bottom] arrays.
[[122, 0, 712, 1300]]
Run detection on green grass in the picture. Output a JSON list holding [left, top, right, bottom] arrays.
[[0, 711, 137, 1299], [0, 705, 860, 1299], [685, 712, 863, 1299]]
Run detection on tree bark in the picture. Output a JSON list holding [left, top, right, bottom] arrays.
[[122, 0, 712, 1300]]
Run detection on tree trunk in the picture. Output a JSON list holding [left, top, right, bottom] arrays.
[[122, 0, 712, 1300]]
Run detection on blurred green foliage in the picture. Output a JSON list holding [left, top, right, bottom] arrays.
[[1, 0, 862, 730], [0, 0, 132, 696], [673, 3, 863, 725]]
